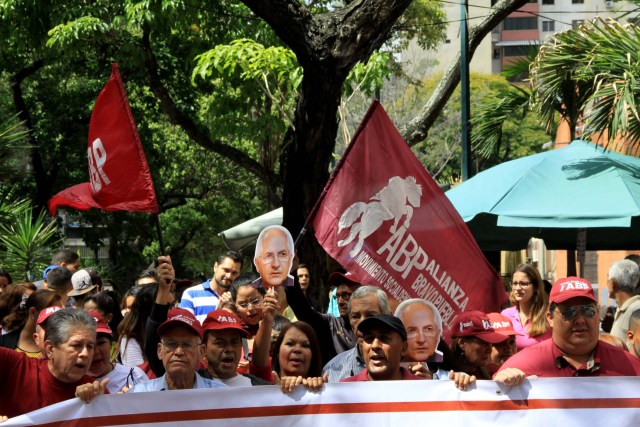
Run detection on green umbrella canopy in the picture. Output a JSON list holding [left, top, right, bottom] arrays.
[[446, 140, 640, 251]]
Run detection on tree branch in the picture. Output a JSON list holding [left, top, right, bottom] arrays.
[[140, 28, 281, 188], [400, 0, 530, 145]]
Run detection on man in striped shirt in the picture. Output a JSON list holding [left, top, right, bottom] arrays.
[[180, 251, 243, 323]]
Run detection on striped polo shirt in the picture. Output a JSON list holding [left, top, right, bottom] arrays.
[[179, 280, 220, 324]]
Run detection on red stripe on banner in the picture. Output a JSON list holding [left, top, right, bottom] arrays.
[[33, 398, 640, 427]]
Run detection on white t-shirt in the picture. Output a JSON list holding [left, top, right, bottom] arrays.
[[99, 363, 149, 394], [119, 337, 145, 367], [221, 374, 253, 387]]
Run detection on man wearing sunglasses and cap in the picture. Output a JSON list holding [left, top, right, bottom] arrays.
[[495, 277, 640, 385]]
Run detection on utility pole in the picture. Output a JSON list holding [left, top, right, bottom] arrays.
[[460, 0, 472, 181]]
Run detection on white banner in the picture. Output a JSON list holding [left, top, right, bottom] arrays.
[[4, 378, 640, 427]]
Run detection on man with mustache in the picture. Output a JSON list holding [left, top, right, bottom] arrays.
[[495, 277, 640, 385]]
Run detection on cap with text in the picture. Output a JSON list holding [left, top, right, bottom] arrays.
[[37, 306, 62, 325], [549, 276, 596, 304], [202, 310, 249, 337], [487, 312, 523, 336], [158, 308, 203, 340], [450, 310, 508, 344]]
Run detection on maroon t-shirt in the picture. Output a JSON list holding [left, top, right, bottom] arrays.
[[341, 367, 422, 382], [495, 338, 640, 377], [0, 347, 96, 419]]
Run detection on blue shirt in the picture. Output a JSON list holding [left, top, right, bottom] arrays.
[[129, 372, 227, 392], [179, 280, 220, 324], [323, 347, 365, 383]]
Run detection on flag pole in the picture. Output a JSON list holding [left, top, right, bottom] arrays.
[[154, 213, 166, 254], [294, 99, 381, 249]]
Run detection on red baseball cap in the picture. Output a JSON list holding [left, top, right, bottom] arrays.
[[450, 310, 508, 344], [88, 311, 112, 336], [487, 313, 523, 336], [158, 308, 203, 340], [328, 271, 361, 288], [549, 277, 596, 304], [37, 306, 62, 325], [202, 310, 249, 337]]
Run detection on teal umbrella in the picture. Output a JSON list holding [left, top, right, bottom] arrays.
[[446, 140, 640, 251]]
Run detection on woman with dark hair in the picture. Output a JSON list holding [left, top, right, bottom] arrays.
[[116, 284, 157, 366], [0, 269, 13, 293], [0, 287, 62, 358], [449, 311, 508, 380], [271, 321, 326, 392], [84, 291, 124, 342], [501, 263, 552, 350]]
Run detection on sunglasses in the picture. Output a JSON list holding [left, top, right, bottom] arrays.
[[556, 303, 597, 321]]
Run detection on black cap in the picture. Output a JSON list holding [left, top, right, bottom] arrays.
[[358, 314, 407, 341]]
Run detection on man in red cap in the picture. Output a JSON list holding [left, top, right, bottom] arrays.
[[199, 310, 270, 386], [129, 308, 226, 391], [495, 277, 640, 385]]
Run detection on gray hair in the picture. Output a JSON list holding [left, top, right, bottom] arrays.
[[394, 298, 443, 334], [45, 308, 96, 346], [608, 259, 640, 293], [348, 285, 390, 314], [254, 225, 295, 261]]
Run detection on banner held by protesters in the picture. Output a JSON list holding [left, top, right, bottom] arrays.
[[310, 100, 505, 338]]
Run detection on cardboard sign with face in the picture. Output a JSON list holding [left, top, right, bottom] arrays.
[[253, 225, 295, 288]]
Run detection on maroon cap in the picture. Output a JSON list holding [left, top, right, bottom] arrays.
[[202, 310, 249, 337], [450, 310, 508, 344], [328, 271, 361, 288], [37, 306, 62, 325], [549, 277, 596, 304], [487, 313, 523, 336], [158, 308, 203, 340], [88, 311, 112, 336]]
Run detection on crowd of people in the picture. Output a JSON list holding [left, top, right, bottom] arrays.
[[1, 240, 640, 421]]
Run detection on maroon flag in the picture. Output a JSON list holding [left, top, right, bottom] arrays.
[[49, 64, 158, 215], [311, 101, 505, 337]]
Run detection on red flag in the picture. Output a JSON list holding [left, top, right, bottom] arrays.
[[311, 101, 505, 338], [49, 64, 158, 215]]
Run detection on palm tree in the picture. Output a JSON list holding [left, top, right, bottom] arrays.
[[472, 18, 640, 153]]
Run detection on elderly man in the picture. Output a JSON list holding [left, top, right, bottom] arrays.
[[180, 251, 243, 323], [130, 308, 226, 391], [287, 270, 361, 365], [394, 299, 447, 379], [323, 286, 390, 382], [341, 314, 420, 381], [627, 309, 640, 359], [495, 276, 640, 385], [607, 259, 640, 343], [253, 225, 294, 288]]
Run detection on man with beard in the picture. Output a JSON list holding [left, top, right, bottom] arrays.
[[495, 277, 640, 385], [180, 251, 243, 323]]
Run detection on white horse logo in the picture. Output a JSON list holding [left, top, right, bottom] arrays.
[[337, 176, 423, 257]]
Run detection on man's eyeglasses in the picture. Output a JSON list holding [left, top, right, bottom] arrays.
[[333, 292, 353, 301], [237, 297, 262, 310], [556, 304, 597, 321], [511, 280, 532, 288], [406, 326, 437, 339], [259, 251, 290, 264], [161, 340, 201, 352]]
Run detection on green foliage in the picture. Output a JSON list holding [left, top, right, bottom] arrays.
[[0, 193, 61, 281]]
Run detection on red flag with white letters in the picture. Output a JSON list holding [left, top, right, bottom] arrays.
[[48, 64, 158, 215], [311, 100, 505, 337]]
